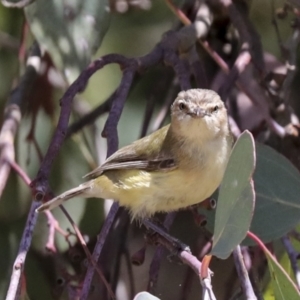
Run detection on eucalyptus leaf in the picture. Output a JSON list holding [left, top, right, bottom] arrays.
[[263, 242, 300, 299], [25, 0, 110, 83], [202, 143, 300, 245], [249, 144, 300, 243], [211, 130, 255, 259]]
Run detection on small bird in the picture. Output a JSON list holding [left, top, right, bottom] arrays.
[[36, 89, 233, 219]]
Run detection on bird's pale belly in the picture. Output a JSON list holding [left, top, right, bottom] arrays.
[[93, 167, 224, 218]]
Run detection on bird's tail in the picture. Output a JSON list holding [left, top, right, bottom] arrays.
[[36, 184, 91, 213]]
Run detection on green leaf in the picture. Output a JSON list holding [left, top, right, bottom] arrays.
[[249, 144, 300, 243], [266, 251, 300, 300], [202, 143, 300, 245], [25, 0, 110, 83], [211, 130, 256, 259]]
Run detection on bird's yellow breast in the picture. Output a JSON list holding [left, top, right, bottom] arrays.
[[91, 157, 226, 218], [89, 132, 232, 219]]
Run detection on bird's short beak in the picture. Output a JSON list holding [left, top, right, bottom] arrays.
[[188, 108, 207, 118]]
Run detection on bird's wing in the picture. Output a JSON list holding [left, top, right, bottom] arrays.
[[84, 125, 177, 179]]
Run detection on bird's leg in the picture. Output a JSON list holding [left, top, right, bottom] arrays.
[[142, 218, 191, 253]]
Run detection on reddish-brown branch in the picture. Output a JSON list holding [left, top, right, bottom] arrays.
[[44, 210, 71, 254], [8, 160, 31, 186], [248, 230, 300, 293]]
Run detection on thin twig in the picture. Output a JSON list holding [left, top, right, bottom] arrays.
[[109, 211, 131, 293], [44, 210, 58, 253], [4, 44, 42, 300], [189, 45, 209, 88], [164, 50, 191, 90], [151, 81, 179, 132], [8, 159, 31, 186], [233, 245, 257, 300], [167, 1, 287, 137], [143, 218, 215, 299], [140, 70, 173, 137], [66, 91, 115, 138], [219, 45, 252, 100], [5, 201, 40, 300], [219, 0, 265, 74], [44, 210, 73, 254], [102, 65, 137, 157], [144, 218, 213, 292], [80, 202, 120, 300], [248, 231, 300, 293], [0, 43, 40, 199], [22, 11, 269, 299], [31, 54, 135, 194], [147, 212, 177, 293], [60, 205, 115, 299]]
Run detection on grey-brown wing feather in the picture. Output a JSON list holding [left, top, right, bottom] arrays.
[[84, 125, 177, 179]]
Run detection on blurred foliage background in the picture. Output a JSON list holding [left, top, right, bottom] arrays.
[[0, 0, 299, 299]]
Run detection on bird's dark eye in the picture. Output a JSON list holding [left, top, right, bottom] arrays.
[[178, 102, 186, 110], [212, 105, 219, 113]]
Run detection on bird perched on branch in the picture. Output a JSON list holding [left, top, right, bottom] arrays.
[[37, 89, 233, 219]]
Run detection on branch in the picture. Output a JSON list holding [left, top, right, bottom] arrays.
[[143, 218, 216, 299], [219, 0, 265, 74], [102, 63, 137, 157], [3, 43, 42, 300], [31, 54, 136, 194], [219, 44, 252, 100], [66, 94, 114, 138], [151, 81, 179, 131], [0, 43, 40, 199], [233, 245, 257, 300], [167, 1, 287, 137], [147, 212, 177, 293], [28, 13, 244, 299], [5, 201, 39, 300], [60, 205, 115, 299], [80, 202, 120, 300]]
